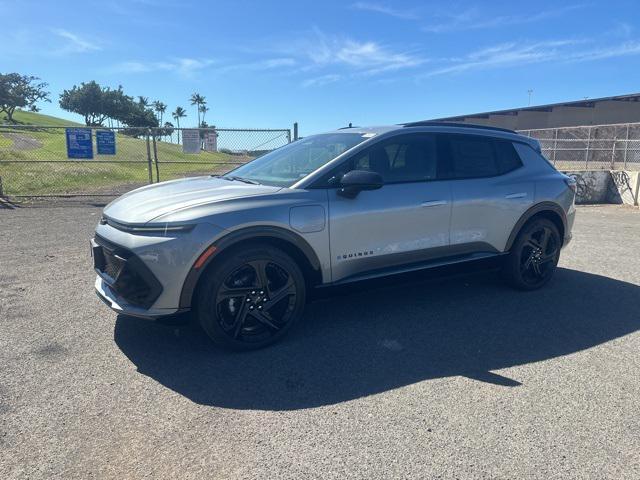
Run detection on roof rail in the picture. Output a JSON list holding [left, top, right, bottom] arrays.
[[402, 121, 516, 134]]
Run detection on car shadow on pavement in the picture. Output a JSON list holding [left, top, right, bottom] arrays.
[[114, 267, 640, 411]]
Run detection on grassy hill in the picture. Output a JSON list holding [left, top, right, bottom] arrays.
[[0, 110, 247, 196], [3, 109, 85, 127]]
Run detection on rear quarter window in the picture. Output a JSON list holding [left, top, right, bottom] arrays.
[[513, 142, 557, 171], [494, 140, 523, 174]]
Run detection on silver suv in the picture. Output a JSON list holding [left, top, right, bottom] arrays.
[[92, 122, 576, 349]]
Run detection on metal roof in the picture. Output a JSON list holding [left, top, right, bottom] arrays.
[[429, 92, 640, 122]]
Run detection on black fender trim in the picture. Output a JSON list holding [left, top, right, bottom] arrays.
[[178, 226, 321, 309], [505, 202, 567, 252]]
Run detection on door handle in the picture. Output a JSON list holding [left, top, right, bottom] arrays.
[[505, 192, 527, 199], [421, 200, 447, 207]]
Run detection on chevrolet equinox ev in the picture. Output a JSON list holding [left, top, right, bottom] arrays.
[[92, 122, 576, 349]]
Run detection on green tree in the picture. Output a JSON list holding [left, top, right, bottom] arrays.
[[172, 106, 187, 143], [153, 100, 167, 125], [163, 121, 175, 142], [138, 96, 149, 108], [59, 81, 110, 126], [103, 86, 131, 127], [190, 92, 205, 127], [199, 104, 210, 126], [60, 81, 159, 130], [0, 73, 50, 123]]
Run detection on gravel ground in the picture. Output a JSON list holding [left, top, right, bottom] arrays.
[[1, 204, 639, 479]]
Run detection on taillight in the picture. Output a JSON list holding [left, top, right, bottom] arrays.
[[564, 177, 577, 194]]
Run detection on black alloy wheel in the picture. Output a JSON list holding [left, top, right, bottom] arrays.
[[503, 218, 561, 290], [197, 245, 306, 349]]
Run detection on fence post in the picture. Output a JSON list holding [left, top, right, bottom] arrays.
[[293, 122, 299, 141], [610, 137, 617, 170], [585, 127, 591, 169], [286, 129, 291, 144], [552, 128, 558, 166], [145, 132, 153, 184], [152, 133, 160, 182], [624, 124, 630, 169]]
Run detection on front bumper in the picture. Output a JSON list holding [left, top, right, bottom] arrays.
[[91, 221, 226, 317], [95, 275, 181, 319]]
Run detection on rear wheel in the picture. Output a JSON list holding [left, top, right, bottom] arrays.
[[196, 244, 306, 350], [503, 218, 561, 290]]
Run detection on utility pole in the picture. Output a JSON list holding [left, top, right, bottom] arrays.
[[527, 89, 533, 106]]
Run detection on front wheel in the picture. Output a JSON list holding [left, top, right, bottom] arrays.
[[196, 244, 306, 350], [503, 218, 561, 291]]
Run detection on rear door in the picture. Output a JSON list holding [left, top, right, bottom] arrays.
[[443, 134, 534, 253], [323, 133, 453, 282]]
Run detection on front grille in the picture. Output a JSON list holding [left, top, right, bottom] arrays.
[[93, 236, 162, 309], [103, 250, 125, 281]]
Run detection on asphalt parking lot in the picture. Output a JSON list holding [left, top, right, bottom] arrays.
[[1, 203, 639, 479]]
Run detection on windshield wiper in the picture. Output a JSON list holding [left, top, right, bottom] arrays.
[[225, 175, 261, 185]]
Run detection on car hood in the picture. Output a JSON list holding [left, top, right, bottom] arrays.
[[103, 176, 283, 224]]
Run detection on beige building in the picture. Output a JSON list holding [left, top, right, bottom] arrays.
[[432, 93, 640, 130]]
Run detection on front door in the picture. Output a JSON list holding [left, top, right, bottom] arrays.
[[326, 133, 452, 282]]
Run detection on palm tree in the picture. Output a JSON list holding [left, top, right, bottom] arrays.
[[190, 93, 206, 127], [138, 96, 149, 108], [163, 121, 174, 143], [153, 101, 167, 125], [172, 107, 187, 143], [199, 104, 210, 125]]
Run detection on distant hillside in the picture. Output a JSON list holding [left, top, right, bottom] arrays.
[[1, 109, 84, 127]]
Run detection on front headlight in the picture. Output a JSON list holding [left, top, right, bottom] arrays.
[[103, 217, 195, 234]]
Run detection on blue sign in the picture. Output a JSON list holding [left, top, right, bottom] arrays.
[[65, 128, 93, 159], [96, 130, 116, 155]]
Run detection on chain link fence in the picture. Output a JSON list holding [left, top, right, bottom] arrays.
[[0, 125, 291, 197], [519, 122, 640, 171], [3, 122, 640, 197]]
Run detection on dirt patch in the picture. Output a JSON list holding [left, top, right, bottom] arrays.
[[1, 133, 43, 150]]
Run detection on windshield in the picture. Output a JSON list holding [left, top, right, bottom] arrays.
[[223, 132, 372, 187]]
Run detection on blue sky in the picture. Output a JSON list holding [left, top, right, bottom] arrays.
[[2, 0, 640, 134]]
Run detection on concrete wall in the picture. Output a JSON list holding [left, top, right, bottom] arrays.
[[563, 170, 611, 204], [608, 170, 640, 205], [562, 170, 640, 205]]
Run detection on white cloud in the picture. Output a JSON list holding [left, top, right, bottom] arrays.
[[52, 28, 101, 53], [261, 58, 297, 68], [220, 57, 297, 72], [568, 41, 640, 62], [351, 2, 418, 20], [423, 40, 579, 76], [423, 4, 586, 33], [110, 57, 296, 77], [174, 58, 215, 76], [422, 39, 640, 77], [302, 74, 342, 88], [111, 58, 215, 77], [300, 28, 426, 74]]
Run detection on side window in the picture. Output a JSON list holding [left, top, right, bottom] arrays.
[[494, 140, 523, 173], [348, 134, 439, 183], [447, 134, 499, 178]]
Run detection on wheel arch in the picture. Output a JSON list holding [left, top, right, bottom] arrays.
[[179, 226, 322, 309], [505, 202, 567, 252]]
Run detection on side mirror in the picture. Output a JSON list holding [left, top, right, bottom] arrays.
[[338, 170, 384, 198]]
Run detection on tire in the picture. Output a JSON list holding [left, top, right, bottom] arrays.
[[502, 218, 561, 291], [196, 244, 306, 350]]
